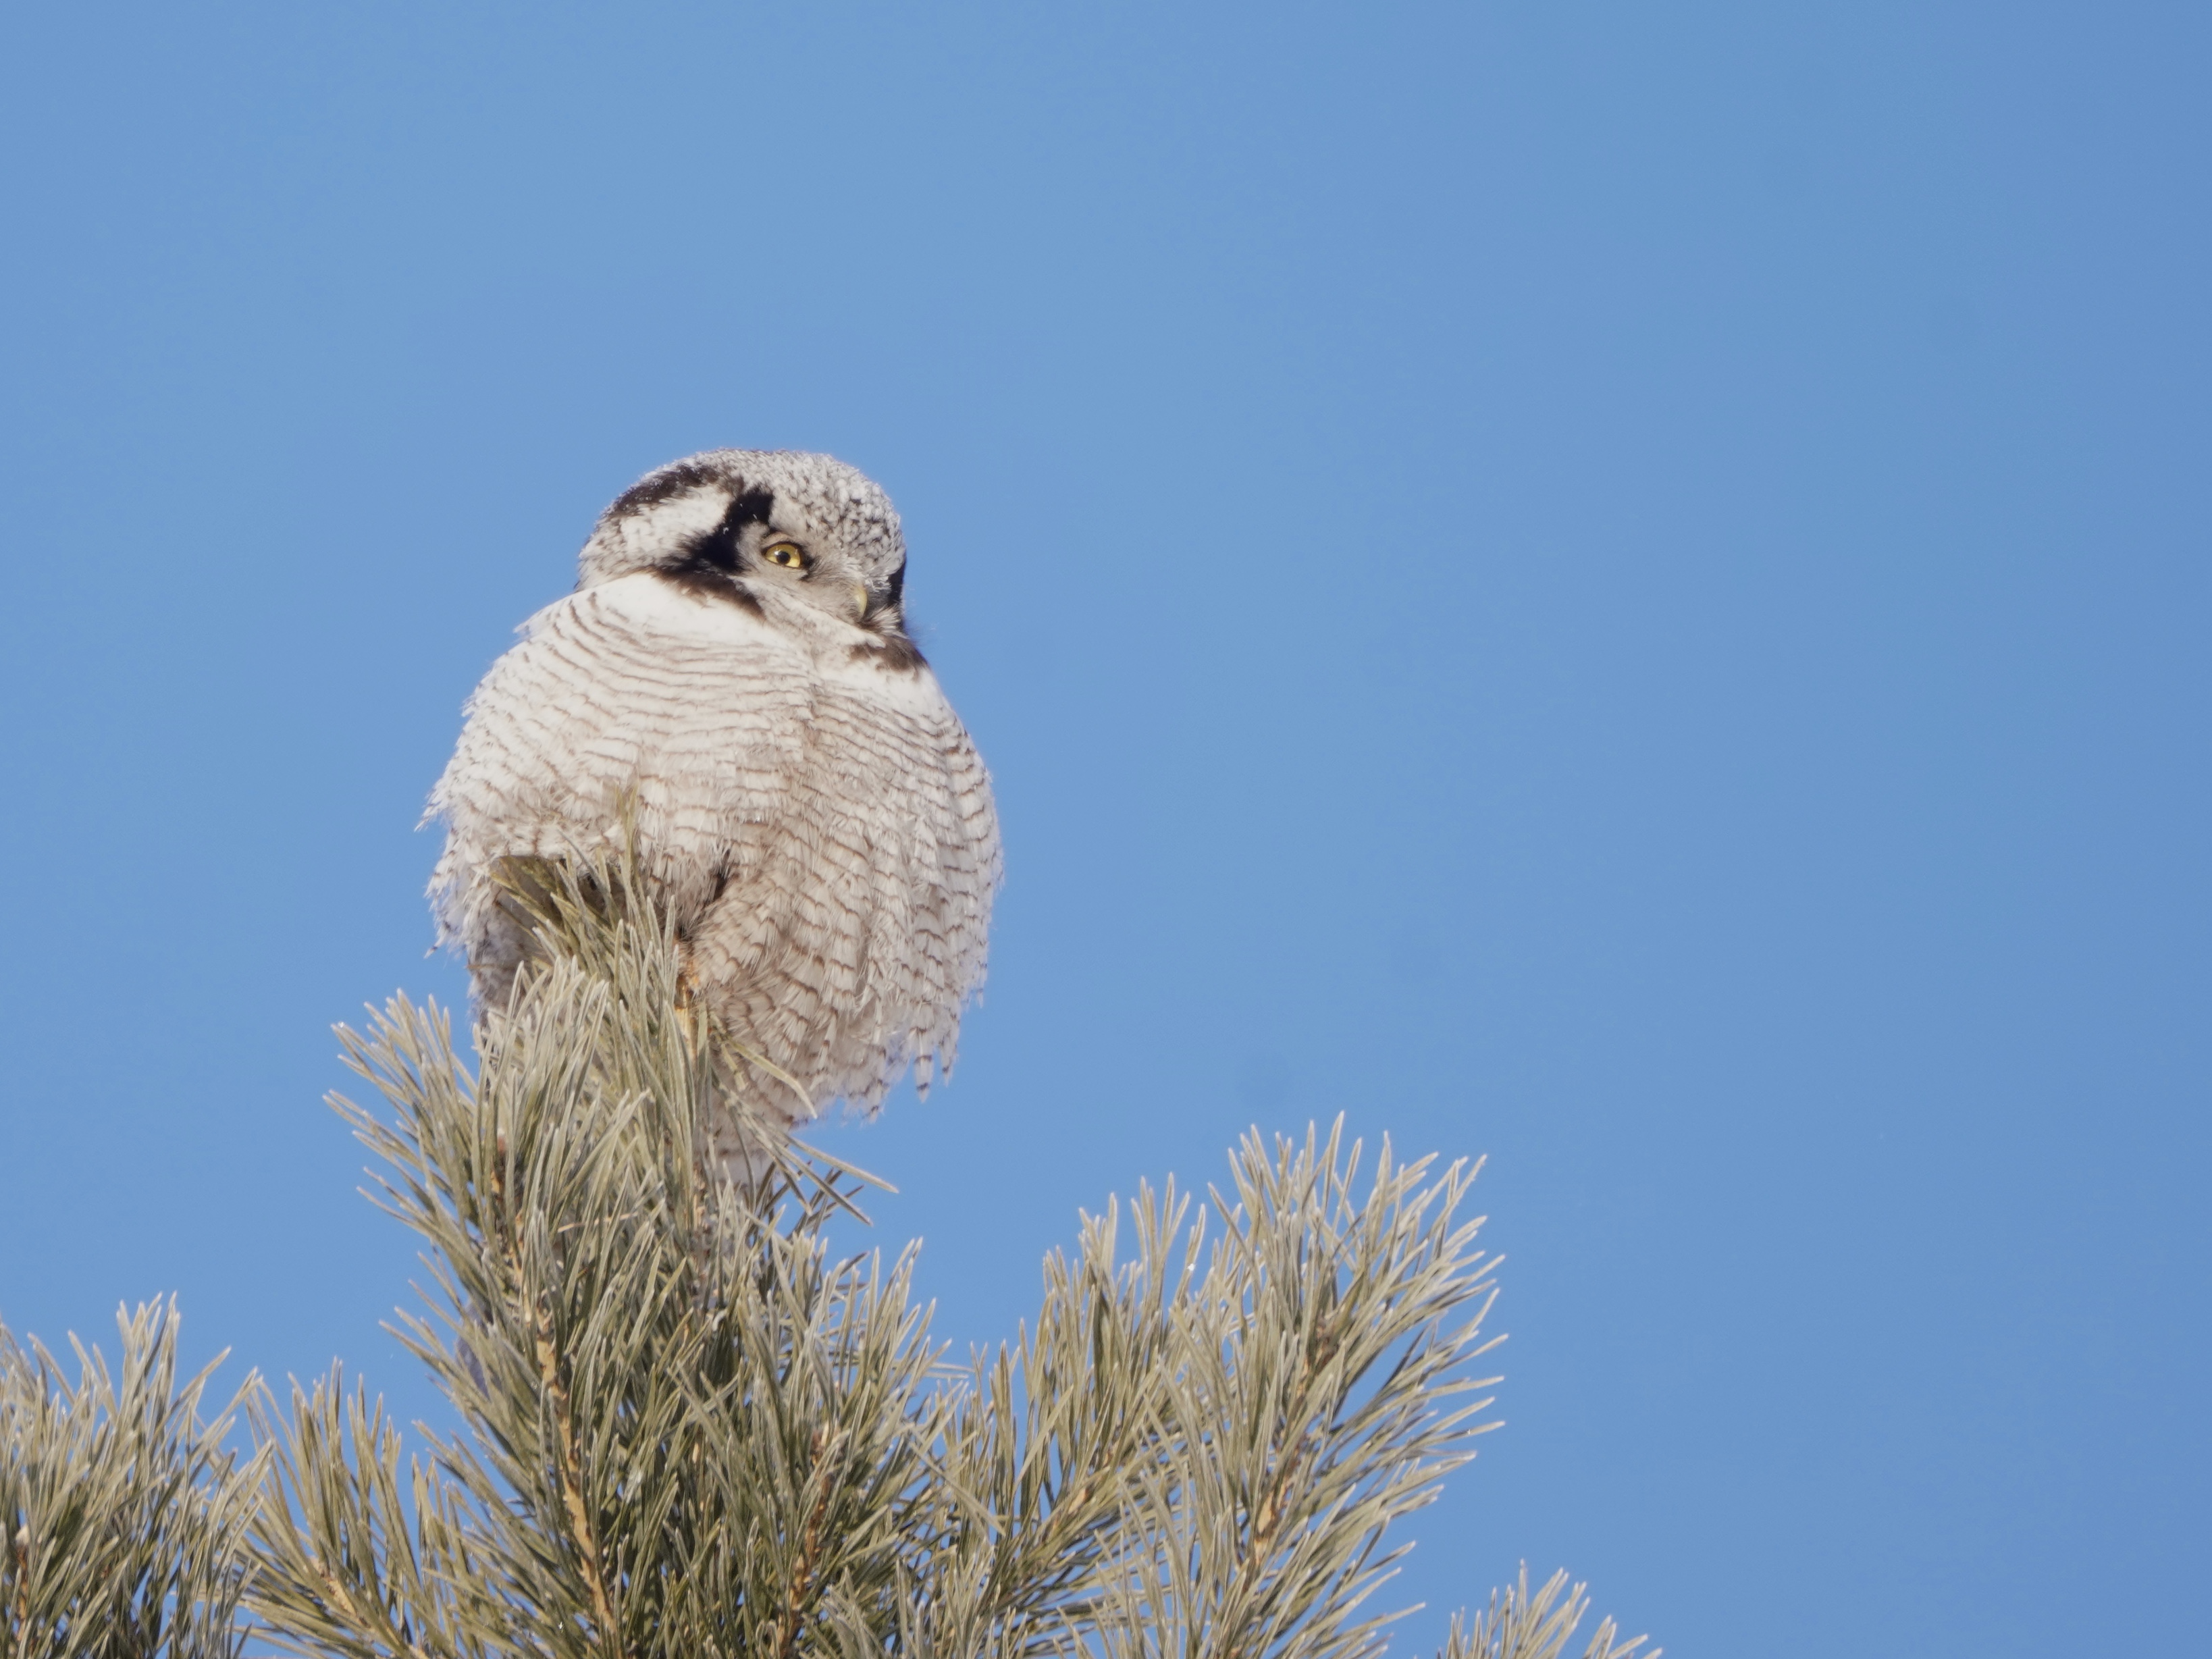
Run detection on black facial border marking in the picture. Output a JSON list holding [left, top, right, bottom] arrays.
[[656, 483, 776, 612], [607, 459, 723, 520], [882, 558, 905, 610], [850, 635, 926, 673], [683, 485, 778, 573], [658, 567, 764, 614]]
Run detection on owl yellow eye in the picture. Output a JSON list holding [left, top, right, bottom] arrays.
[[763, 541, 811, 571]]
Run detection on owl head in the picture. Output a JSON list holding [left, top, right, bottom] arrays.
[[579, 450, 912, 641]]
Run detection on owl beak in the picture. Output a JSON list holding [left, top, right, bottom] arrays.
[[851, 582, 872, 623]]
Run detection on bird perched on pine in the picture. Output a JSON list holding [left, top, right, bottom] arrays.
[[427, 450, 1001, 1144]]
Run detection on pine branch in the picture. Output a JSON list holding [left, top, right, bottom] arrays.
[[1440, 1566, 1658, 1659], [225, 849, 1655, 1659], [0, 1300, 260, 1659]]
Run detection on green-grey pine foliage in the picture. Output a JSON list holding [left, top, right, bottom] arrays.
[[1437, 1569, 1650, 1659], [0, 1300, 261, 1658], [2, 858, 1658, 1657]]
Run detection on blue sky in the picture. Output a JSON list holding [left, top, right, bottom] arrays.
[[1, 3, 2205, 1652]]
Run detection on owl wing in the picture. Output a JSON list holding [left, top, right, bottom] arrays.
[[427, 571, 816, 997], [685, 636, 1003, 1111]]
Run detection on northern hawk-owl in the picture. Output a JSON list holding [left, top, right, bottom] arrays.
[[427, 450, 1002, 1126]]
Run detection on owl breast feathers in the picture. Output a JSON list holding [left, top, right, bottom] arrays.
[[427, 449, 1002, 1122]]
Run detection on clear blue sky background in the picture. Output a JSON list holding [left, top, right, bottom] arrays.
[[1, 3, 2205, 1652]]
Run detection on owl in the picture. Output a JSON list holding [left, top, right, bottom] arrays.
[[427, 449, 1002, 1130]]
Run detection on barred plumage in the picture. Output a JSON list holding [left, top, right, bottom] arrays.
[[427, 450, 1001, 1126]]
